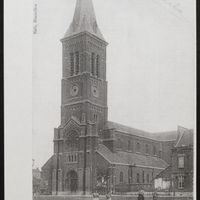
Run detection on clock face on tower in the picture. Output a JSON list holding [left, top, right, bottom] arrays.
[[70, 85, 79, 97], [91, 85, 99, 97]]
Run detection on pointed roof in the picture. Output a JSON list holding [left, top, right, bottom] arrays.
[[64, 0, 105, 41], [174, 126, 193, 147]]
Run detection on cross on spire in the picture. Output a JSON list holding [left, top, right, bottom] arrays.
[[65, 0, 105, 40]]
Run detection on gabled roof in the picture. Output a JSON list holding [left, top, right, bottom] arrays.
[[58, 116, 83, 129], [154, 165, 172, 180], [106, 121, 177, 141], [97, 144, 168, 170], [42, 155, 54, 170], [175, 126, 193, 147], [64, 0, 105, 41]]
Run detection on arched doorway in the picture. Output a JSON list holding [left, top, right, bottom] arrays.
[[65, 170, 78, 193]]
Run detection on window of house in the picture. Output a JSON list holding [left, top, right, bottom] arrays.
[[178, 156, 185, 169], [120, 172, 123, 183], [178, 175, 184, 189], [147, 174, 149, 183], [96, 55, 100, 77], [75, 51, 79, 74], [158, 150, 162, 158], [70, 52, 74, 76], [136, 142, 140, 152], [153, 146, 156, 155], [145, 144, 149, 154], [137, 173, 140, 183], [91, 52, 95, 76]]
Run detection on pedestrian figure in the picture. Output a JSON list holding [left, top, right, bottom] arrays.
[[137, 190, 144, 200], [106, 193, 111, 200], [153, 191, 158, 200], [93, 192, 99, 200]]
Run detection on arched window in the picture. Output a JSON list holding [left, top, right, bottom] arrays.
[[91, 52, 95, 76], [137, 142, 140, 152], [118, 138, 122, 149], [128, 140, 131, 151], [153, 146, 157, 155], [145, 144, 149, 154], [70, 52, 74, 76], [93, 114, 98, 122], [96, 55, 100, 77], [147, 174, 150, 183], [65, 131, 79, 151], [75, 51, 79, 74], [142, 171, 145, 183], [120, 172, 123, 183], [137, 173, 140, 183]]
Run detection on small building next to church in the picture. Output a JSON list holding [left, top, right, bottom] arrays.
[[41, 0, 194, 195], [153, 126, 193, 193]]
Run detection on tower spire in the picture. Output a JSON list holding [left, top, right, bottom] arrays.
[[65, 0, 105, 40]]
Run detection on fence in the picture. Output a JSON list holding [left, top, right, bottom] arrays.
[[34, 194, 193, 200]]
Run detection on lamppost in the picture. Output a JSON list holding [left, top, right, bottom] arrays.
[[171, 175, 176, 200]]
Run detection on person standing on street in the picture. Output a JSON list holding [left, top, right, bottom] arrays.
[[153, 191, 158, 200], [137, 190, 144, 200]]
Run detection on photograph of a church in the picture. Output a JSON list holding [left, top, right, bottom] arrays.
[[39, 0, 194, 197]]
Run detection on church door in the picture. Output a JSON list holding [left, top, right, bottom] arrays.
[[66, 170, 78, 193]]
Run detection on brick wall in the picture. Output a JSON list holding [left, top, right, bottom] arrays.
[[171, 146, 193, 192], [113, 132, 163, 159], [114, 165, 161, 192]]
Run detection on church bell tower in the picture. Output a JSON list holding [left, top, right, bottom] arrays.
[[52, 0, 108, 195], [61, 0, 108, 129]]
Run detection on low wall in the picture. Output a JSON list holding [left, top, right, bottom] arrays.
[[34, 195, 104, 200], [34, 195, 193, 200]]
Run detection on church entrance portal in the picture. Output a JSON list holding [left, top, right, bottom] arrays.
[[65, 170, 78, 193]]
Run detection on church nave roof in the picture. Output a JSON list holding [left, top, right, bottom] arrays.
[[97, 144, 168, 170], [106, 121, 178, 142]]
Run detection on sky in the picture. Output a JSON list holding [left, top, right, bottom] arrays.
[[32, 0, 196, 169]]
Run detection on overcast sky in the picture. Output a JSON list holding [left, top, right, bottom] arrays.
[[32, 0, 195, 169]]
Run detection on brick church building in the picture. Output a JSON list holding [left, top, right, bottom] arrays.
[[41, 0, 193, 195]]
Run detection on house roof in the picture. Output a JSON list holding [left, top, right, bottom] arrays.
[[175, 126, 193, 147], [106, 121, 177, 141], [97, 144, 168, 170], [154, 165, 172, 180], [42, 155, 54, 170], [64, 0, 105, 41]]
